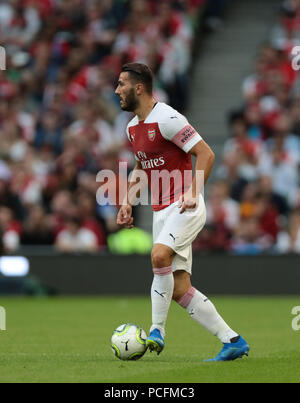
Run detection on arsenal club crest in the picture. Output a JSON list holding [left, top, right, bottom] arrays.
[[148, 128, 156, 142]]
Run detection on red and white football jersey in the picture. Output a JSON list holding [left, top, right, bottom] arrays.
[[126, 102, 202, 211]]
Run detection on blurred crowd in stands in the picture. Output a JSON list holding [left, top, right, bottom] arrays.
[[193, 0, 300, 254], [0, 0, 207, 254], [1, 0, 299, 256]]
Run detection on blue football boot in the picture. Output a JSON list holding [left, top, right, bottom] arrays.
[[146, 328, 165, 355], [204, 335, 249, 362]]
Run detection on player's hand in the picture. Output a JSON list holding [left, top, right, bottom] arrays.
[[177, 194, 198, 214], [117, 204, 134, 229]]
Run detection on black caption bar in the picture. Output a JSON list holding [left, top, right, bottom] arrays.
[[102, 384, 202, 400]]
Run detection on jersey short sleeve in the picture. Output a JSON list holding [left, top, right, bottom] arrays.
[[158, 112, 202, 153], [126, 117, 140, 161]]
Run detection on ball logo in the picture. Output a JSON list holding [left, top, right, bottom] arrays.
[[0, 306, 6, 331], [148, 128, 156, 142]]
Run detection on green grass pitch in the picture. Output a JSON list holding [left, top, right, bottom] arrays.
[[0, 296, 299, 383]]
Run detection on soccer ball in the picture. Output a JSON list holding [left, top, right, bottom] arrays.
[[111, 323, 147, 361]]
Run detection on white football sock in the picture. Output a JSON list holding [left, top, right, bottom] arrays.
[[178, 287, 238, 343], [150, 266, 174, 338]]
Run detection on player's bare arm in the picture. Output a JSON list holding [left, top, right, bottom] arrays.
[[178, 140, 215, 214], [116, 160, 145, 229]]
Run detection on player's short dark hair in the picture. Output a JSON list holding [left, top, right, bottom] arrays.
[[121, 63, 153, 95]]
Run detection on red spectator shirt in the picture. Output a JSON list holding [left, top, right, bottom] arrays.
[[126, 102, 202, 211]]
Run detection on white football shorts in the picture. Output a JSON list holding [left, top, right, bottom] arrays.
[[152, 194, 206, 274]]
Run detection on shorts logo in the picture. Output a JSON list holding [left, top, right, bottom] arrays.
[[148, 128, 156, 142]]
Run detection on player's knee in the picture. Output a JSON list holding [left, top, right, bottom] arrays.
[[151, 247, 171, 268], [151, 251, 168, 268]]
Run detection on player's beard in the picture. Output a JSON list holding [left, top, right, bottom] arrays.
[[120, 87, 139, 112]]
